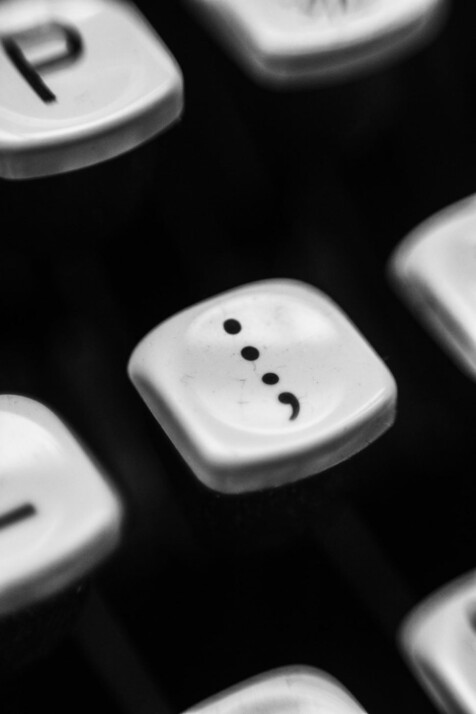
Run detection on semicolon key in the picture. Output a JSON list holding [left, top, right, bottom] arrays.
[[0, 394, 122, 619], [183, 667, 369, 714], [129, 282, 413, 640], [128, 278, 397, 495], [182, 0, 448, 86], [400, 570, 476, 714], [389, 194, 476, 382], [0, 0, 183, 179]]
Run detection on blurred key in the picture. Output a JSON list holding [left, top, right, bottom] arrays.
[[128, 279, 396, 494], [0, 394, 122, 616], [184, 667, 369, 714], [400, 571, 476, 714], [389, 195, 476, 381], [0, 0, 183, 179], [182, 0, 447, 86]]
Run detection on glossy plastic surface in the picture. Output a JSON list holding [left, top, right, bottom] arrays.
[[390, 195, 476, 381], [184, 0, 447, 85], [185, 667, 368, 714], [129, 279, 397, 493], [0, 395, 122, 615], [0, 0, 183, 178], [401, 571, 476, 714]]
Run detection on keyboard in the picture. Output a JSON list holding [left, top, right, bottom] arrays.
[[2, 1, 476, 713]]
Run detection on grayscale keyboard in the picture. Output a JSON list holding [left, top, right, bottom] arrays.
[[2, 2, 476, 714]]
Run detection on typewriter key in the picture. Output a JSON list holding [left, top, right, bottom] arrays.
[[128, 279, 396, 494], [182, 0, 447, 85], [0, 0, 183, 178], [184, 667, 369, 714], [389, 195, 476, 382], [0, 394, 122, 615], [400, 570, 476, 714]]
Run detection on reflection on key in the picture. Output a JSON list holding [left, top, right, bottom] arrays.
[[400, 571, 476, 714], [183, 667, 369, 714], [389, 196, 476, 381], [0, 0, 183, 179], [183, 0, 447, 86], [128, 279, 396, 493], [0, 394, 122, 616]]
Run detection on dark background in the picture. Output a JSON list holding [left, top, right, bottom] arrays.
[[2, 1, 476, 712]]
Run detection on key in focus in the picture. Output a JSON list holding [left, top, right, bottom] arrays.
[[182, 0, 447, 86], [129, 279, 396, 493], [0, 394, 122, 616], [0, 0, 183, 179]]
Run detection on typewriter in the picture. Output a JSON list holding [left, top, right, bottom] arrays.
[[2, 1, 476, 713]]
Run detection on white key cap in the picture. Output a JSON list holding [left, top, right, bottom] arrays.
[[0, 0, 183, 179], [183, 667, 368, 714], [0, 395, 122, 616], [128, 279, 396, 494], [389, 195, 476, 380], [183, 0, 447, 86], [400, 571, 476, 714]]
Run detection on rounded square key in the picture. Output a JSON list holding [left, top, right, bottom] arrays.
[[0, 395, 122, 616], [128, 279, 396, 494], [0, 0, 183, 179], [183, 0, 447, 86], [400, 571, 476, 714], [184, 667, 368, 714], [389, 196, 476, 381]]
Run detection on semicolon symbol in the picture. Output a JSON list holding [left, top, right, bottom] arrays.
[[0, 503, 36, 531], [223, 319, 301, 422], [278, 392, 300, 420]]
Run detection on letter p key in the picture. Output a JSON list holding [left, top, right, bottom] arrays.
[[2, 22, 83, 103], [0, 0, 183, 179]]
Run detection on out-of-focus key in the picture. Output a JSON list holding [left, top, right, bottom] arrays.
[[0, 0, 183, 179], [184, 667, 369, 714], [389, 196, 476, 381], [183, 0, 447, 86], [0, 394, 122, 616], [400, 571, 476, 714], [128, 279, 396, 494]]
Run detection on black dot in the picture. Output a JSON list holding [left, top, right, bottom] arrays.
[[223, 319, 242, 335], [241, 346, 260, 361], [262, 373, 279, 385]]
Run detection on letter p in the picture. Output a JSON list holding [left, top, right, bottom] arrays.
[[2, 22, 83, 103]]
